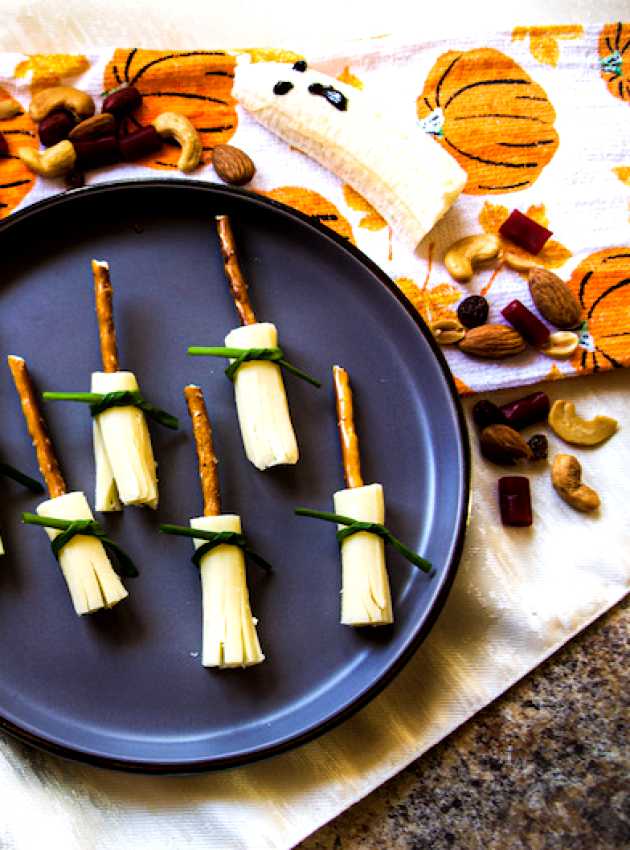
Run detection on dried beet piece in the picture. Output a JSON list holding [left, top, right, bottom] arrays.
[[500, 392, 550, 430], [498, 476, 532, 526], [499, 209, 552, 255], [502, 299, 550, 348]]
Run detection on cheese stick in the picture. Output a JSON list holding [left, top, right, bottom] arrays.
[[8, 355, 128, 615], [225, 322, 298, 470], [333, 365, 392, 627], [37, 491, 128, 615], [333, 483, 393, 626], [91, 371, 158, 510], [233, 60, 466, 249], [190, 514, 264, 668]]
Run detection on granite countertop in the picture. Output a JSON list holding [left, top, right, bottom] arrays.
[[300, 598, 628, 850]]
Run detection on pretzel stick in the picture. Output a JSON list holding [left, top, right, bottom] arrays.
[[92, 259, 119, 373], [215, 215, 256, 326], [7, 356, 66, 498], [333, 365, 363, 490], [184, 385, 221, 516]]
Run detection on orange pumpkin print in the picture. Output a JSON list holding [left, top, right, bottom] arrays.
[[598, 22, 630, 103], [0, 89, 37, 219], [417, 48, 559, 194], [103, 49, 237, 170], [568, 248, 630, 372], [263, 187, 355, 243]]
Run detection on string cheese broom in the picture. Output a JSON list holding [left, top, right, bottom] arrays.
[[160, 385, 268, 668], [43, 260, 178, 511], [296, 366, 431, 626], [188, 215, 320, 471], [8, 356, 135, 615]]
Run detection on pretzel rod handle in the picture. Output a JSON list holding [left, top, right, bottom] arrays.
[[92, 260, 119, 373], [333, 365, 363, 489], [7, 355, 66, 498], [215, 215, 256, 326], [184, 385, 221, 516]]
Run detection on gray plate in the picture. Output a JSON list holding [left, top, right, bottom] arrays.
[[0, 180, 469, 772]]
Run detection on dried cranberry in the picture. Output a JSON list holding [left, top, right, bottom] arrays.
[[500, 391, 550, 430], [528, 434, 548, 461], [0, 132, 7, 157], [102, 85, 142, 118], [457, 295, 489, 329], [472, 399, 507, 430], [498, 476, 532, 527], [38, 109, 75, 147], [74, 135, 120, 169], [64, 169, 85, 190], [118, 125, 162, 160], [502, 299, 550, 347], [499, 209, 552, 255]]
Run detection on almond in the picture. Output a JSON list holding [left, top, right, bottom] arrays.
[[480, 424, 533, 465], [459, 324, 526, 359], [212, 144, 256, 186], [69, 113, 115, 140], [528, 267, 581, 329]]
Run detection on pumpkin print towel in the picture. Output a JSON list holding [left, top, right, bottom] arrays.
[[0, 24, 628, 395]]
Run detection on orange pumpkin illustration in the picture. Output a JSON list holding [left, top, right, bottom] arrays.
[[0, 88, 37, 219], [568, 248, 630, 372], [598, 22, 629, 103], [417, 48, 559, 194], [263, 187, 355, 243], [103, 49, 237, 170]]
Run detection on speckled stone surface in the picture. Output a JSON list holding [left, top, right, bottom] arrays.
[[299, 598, 629, 850]]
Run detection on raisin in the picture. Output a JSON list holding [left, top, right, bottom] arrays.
[[472, 400, 507, 430], [457, 295, 489, 329], [528, 434, 548, 461]]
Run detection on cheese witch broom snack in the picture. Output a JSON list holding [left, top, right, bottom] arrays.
[[296, 366, 431, 627], [8, 355, 135, 615], [43, 260, 178, 511], [188, 215, 320, 471], [233, 60, 467, 250], [160, 385, 266, 668]]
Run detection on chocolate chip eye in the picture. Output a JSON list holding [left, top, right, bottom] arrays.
[[273, 81, 294, 95], [292, 60, 307, 72], [307, 82, 348, 111]]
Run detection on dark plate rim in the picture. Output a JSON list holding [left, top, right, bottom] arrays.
[[0, 178, 471, 774]]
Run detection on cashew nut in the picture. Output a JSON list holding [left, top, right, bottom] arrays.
[[540, 331, 579, 358], [548, 399, 618, 446], [503, 250, 538, 272], [551, 453, 600, 512], [18, 140, 76, 178], [430, 318, 465, 345], [29, 86, 95, 123], [152, 112, 202, 173], [444, 234, 501, 282]]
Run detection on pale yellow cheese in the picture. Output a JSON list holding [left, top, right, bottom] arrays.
[[225, 322, 298, 470], [37, 491, 128, 615], [333, 483, 393, 626], [190, 513, 264, 668]]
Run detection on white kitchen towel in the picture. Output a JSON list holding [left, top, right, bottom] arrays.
[[0, 369, 627, 850], [1, 24, 629, 395]]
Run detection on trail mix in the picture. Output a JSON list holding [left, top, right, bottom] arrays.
[[434, 208, 582, 362], [0, 83, 256, 188], [470, 388, 618, 526]]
